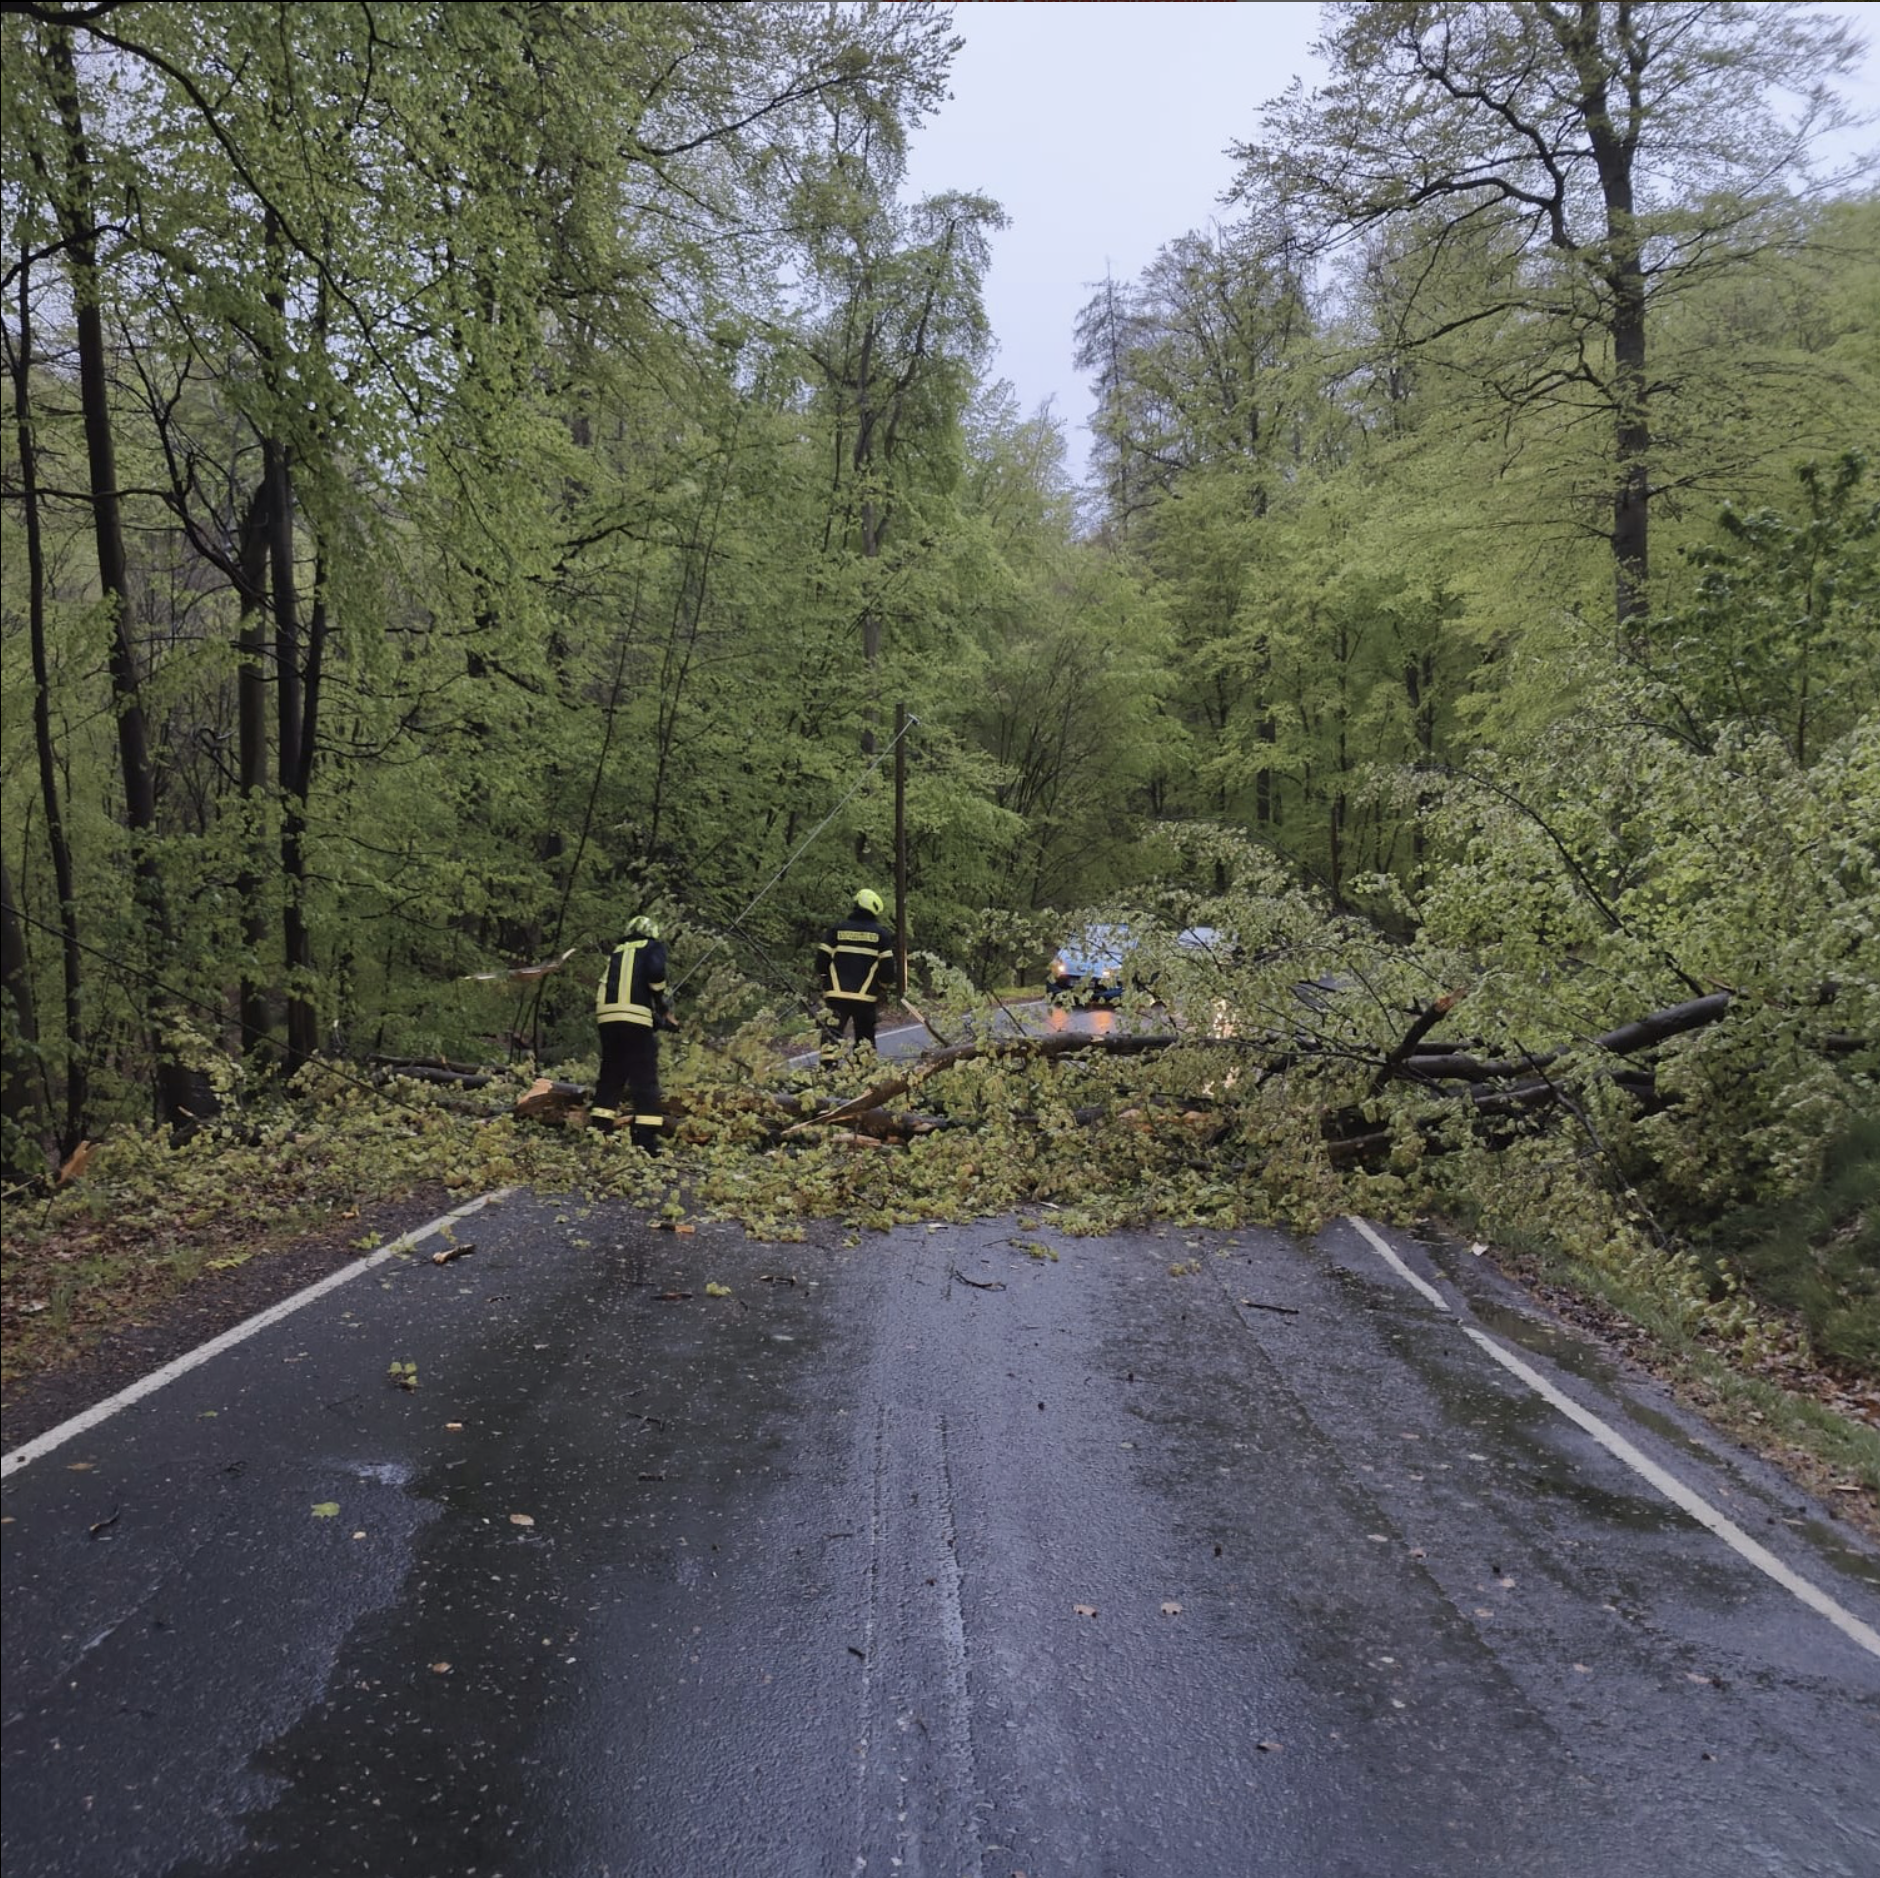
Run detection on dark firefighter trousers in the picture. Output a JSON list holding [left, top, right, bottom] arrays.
[[592, 1021, 664, 1150], [819, 996, 880, 1068]]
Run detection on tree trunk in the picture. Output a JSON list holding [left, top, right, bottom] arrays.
[[1559, 4, 1651, 631], [9, 247, 88, 1151], [1608, 270, 1650, 632], [234, 479, 273, 1060], [45, 25, 208, 1132], [0, 862, 48, 1186], [284, 551, 329, 1070]]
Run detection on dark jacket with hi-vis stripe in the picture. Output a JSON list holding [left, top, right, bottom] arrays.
[[817, 913, 896, 1005], [596, 936, 669, 1026]]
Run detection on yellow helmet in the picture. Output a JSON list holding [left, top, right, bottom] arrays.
[[854, 888, 884, 918], [624, 914, 660, 940]]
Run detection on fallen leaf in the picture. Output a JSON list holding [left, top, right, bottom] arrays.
[[655, 1291, 694, 1302], [1256, 1740, 1283, 1752], [509, 1512, 535, 1527], [312, 1502, 340, 1518], [67, 1461, 94, 1472], [445, 1421, 463, 1431], [705, 1282, 732, 1298], [431, 1662, 452, 1674]]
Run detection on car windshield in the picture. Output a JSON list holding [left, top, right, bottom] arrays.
[[1059, 924, 1129, 970]]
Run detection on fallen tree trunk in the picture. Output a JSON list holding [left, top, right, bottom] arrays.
[[374, 1062, 501, 1091], [1392, 993, 1733, 1085], [460, 983, 1856, 1167], [797, 1030, 1184, 1131]]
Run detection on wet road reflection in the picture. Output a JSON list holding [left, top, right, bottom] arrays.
[[4, 1196, 1877, 1878]]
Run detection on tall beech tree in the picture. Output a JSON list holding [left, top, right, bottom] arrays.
[[1232, 0, 1864, 630], [8, 11, 212, 1128]]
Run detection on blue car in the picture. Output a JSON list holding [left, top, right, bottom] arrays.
[[1048, 924, 1133, 1002]]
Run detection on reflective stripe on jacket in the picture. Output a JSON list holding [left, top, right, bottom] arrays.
[[817, 917, 896, 1004], [596, 937, 668, 1026]]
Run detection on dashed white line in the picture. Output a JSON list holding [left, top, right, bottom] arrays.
[[1, 1190, 513, 1479]]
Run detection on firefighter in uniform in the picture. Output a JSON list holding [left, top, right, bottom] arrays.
[[816, 888, 898, 1070], [591, 915, 677, 1149]]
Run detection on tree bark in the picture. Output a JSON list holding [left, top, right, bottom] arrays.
[[283, 551, 328, 1070], [1, 862, 48, 1186], [44, 24, 208, 1131], [9, 246, 88, 1151], [1554, 2, 1651, 628], [233, 478, 273, 1060]]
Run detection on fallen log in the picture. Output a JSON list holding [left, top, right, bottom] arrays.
[[1389, 992, 1734, 1085], [514, 1077, 588, 1123], [795, 1030, 1184, 1132], [781, 1105, 952, 1142], [1368, 993, 1463, 1097], [372, 1060, 501, 1090]]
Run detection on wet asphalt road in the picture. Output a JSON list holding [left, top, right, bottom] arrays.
[[4, 1189, 1879, 1878]]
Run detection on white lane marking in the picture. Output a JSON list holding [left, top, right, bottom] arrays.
[[788, 1023, 929, 1076], [1, 1190, 513, 1479], [1349, 1216, 1450, 1311], [1345, 1215, 1880, 1662], [1458, 1324, 1880, 1662]]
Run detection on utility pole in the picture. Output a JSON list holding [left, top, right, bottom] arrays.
[[894, 702, 909, 994]]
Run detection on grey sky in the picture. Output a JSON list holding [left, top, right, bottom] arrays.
[[899, 1, 1879, 482]]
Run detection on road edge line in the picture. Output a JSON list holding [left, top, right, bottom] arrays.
[[1457, 1322, 1880, 1662], [1, 1189, 514, 1480], [1349, 1216, 1450, 1312], [1349, 1214, 1880, 1660]]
